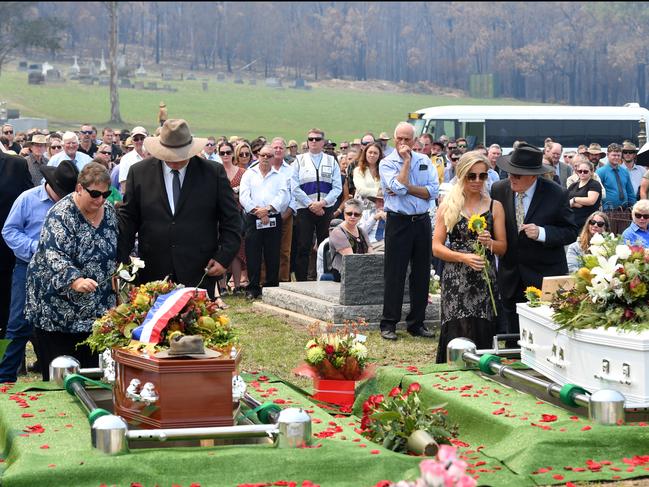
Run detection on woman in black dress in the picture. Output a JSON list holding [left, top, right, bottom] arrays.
[[432, 152, 507, 363], [568, 158, 602, 228]]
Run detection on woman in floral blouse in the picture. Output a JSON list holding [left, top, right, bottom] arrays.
[[25, 162, 118, 380]]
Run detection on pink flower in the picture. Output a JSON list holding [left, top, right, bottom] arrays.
[[419, 459, 447, 485], [446, 459, 468, 481], [436, 445, 458, 464], [455, 476, 477, 487]]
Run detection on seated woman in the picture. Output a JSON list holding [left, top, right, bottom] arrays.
[[621, 200, 649, 247], [328, 199, 374, 282], [566, 211, 610, 272], [24, 163, 119, 380], [567, 159, 602, 229]]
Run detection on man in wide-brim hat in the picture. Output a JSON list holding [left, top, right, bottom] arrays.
[[117, 119, 241, 297], [585, 142, 606, 167], [491, 142, 578, 345], [0, 160, 78, 383]]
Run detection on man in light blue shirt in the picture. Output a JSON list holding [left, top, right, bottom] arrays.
[[292, 128, 342, 281], [596, 143, 636, 210], [0, 161, 78, 382], [378, 122, 438, 341], [47, 131, 92, 171]]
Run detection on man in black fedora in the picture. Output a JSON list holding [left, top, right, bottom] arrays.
[[117, 119, 241, 296], [0, 160, 78, 382], [491, 143, 578, 340]]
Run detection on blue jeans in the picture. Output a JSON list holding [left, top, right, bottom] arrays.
[[0, 261, 31, 383]]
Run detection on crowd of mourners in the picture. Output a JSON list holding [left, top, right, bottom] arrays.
[[1, 116, 649, 383]]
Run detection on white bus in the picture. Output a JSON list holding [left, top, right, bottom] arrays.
[[407, 103, 649, 153]]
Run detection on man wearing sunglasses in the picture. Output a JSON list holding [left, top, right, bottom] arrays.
[[47, 131, 92, 172], [2, 124, 22, 154], [621, 141, 643, 196], [77, 124, 98, 158], [200, 137, 222, 163], [378, 122, 438, 341], [292, 128, 342, 281], [118, 126, 149, 194]]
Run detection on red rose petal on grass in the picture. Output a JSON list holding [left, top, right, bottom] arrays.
[[581, 425, 592, 431], [258, 376, 269, 382], [539, 414, 558, 423], [359, 443, 367, 448], [189, 484, 201, 487], [552, 474, 564, 480], [273, 399, 286, 404], [492, 408, 505, 415], [39, 444, 49, 449], [311, 418, 321, 424], [352, 438, 360, 442], [47, 464, 56, 468], [37, 409, 46, 413], [569, 416, 579, 421], [370, 449, 380, 454], [566, 483, 576, 487], [21, 413, 34, 418]]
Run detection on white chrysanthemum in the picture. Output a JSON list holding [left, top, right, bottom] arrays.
[[590, 233, 605, 245], [350, 342, 367, 360], [615, 245, 632, 260]]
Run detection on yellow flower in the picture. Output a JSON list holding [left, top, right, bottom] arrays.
[[468, 214, 487, 234], [217, 315, 229, 326], [525, 286, 542, 299]]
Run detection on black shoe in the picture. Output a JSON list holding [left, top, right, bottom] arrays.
[[380, 330, 398, 341], [407, 326, 435, 338], [246, 291, 261, 300]]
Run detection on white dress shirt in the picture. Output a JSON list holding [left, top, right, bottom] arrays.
[[161, 162, 187, 214], [47, 150, 92, 171], [118, 150, 145, 183], [239, 165, 289, 215]]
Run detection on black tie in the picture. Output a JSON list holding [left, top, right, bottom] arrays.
[[171, 169, 181, 210], [612, 167, 625, 203]]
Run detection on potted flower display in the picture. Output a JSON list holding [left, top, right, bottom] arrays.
[[294, 320, 375, 407], [360, 383, 457, 455]]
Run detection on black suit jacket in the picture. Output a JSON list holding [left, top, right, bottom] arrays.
[[491, 177, 578, 300], [117, 156, 241, 293], [0, 153, 33, 271]]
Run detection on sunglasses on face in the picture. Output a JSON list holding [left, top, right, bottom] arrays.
[[345, 211, 361, 217], [132, 136, 145, 142], [258, 153, 273, 159], [622, 151, 636, 154], [50, 145, 62, 149], [466, 172, 488, 181], [576, 169, 590, 174], [239, 152, 251, 157], [340, 145, 349, 150], [80, 130, 93, 135], [99, 151, 112, 155], [219, 150, 232, 156], [451, 157, 460, 161], [589, 220, 606, 228], [3, 130, 13, 134], [458, 144, 467, 148], [635, 213, 649, 220], [83, 186, 111, 199], [205, 143, 216, 147], [308, 137, 323, 142]]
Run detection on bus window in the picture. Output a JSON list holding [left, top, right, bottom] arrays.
[[408, 117, 427, 136], [434, 120, 459, 140], [464, 122, 485, 148]]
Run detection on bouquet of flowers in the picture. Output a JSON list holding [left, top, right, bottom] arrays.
[[82, 279, 236, 354], [298, 321, 370, 381], [467, 214, 497, 316], [551, 232, 649, 332], [525, 286, 543, 308], [389, 445, 477, 487], [360, 383, 457, 454]]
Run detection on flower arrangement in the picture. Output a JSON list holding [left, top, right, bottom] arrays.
[[467, 214, 497, 315], [82, 279, 236, 354], [525, 286, 543, 308], [302, 321, 369, 381], [389, 445, 477, 487], [428, 269, 441, 295], [551, 232, 649, 332], [360, 383, 457, 454]]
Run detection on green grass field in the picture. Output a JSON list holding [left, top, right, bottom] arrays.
[[1, 66, 532, 141]]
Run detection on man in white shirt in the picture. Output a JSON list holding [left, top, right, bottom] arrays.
[[47, 132, 92, 171], [360, 196, 386, 252], [118, 126, 149, 194], [270, 137, 296, 282], [239, 144, 290, 299]]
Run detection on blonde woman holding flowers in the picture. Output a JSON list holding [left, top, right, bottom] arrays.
[[432, 152, 506, 363]]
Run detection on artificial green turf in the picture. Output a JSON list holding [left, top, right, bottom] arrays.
[[0, 66, 532, 141]]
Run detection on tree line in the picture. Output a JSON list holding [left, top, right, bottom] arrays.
[[7, 2, 649, 106]]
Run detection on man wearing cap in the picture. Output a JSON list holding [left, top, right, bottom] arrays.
[[118, 119, 241, 297], [118, 126, 149, 194], [47, 132, 92, 171], [78, 123, 98, 158], [596, 143, 636, 211], [491, 143, 578, 340], [24, 134, 49, 186], [621, 141, 644, 195], [292, 128, 342, 281], [379, 122, 438, 341], [0, 161, 77, 382], [585, 143, 606, 169]]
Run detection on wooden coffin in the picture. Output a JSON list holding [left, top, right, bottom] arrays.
[[113, 347, 241, 429]]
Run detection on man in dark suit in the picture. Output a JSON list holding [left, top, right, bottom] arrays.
[[491, 143, 578, 339], [0, 151, 33, 337], [117, 119, 241, 296]]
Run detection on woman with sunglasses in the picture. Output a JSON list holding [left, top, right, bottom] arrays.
[[217, 141, 248, 300], [566, 211, 610, 273], [24, 163, 118, 380], [327, 199, 373, 282], [433, 151, 507, 363], [621, 200, 649, 247], [234, 142, 253, 169], [567, 159, 602, 228], [47, 136, 63, 159]]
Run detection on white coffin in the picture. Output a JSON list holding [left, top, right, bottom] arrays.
[[517, 303, 649, 408]]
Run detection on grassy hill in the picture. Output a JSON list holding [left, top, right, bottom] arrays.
[[1, 66, 533, 142]]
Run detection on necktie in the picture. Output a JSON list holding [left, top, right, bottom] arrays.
[[171, 169, 181, 211], [375, 218, 385, 241], [612, 167, 625, 203], [515, 192, 525, 229]]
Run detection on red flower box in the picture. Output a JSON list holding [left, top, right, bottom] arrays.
[[313, 379, 355, 407]]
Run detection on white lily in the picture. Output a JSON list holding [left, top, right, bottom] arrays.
[[130, 256, 146, 270], [587, 274, 610, 302], [590, 233, 605, 246], [591, 254, 622, 282], [588, 244, 607, 257], [119, 269, 135, 282]]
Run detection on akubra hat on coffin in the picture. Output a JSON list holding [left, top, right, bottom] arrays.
[[496, 142, 547, 176], [154, 335, 221, 359], [143, 119, 207, 163]]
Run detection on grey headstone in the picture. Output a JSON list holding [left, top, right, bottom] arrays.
[[147, 81, 158, 90], [294, 78, 305, 88], [18, 61, 28, 71], [216, 72, 225, 81], [134, 81, 145, 90], [46, 69, 61, 81], [249, 77, 257, 85], [339, 253, 411, 305], [265, 77, 282, 88], [28, 72, 45, 85], [120, 78, 132, 88], [202, 81, 208, 91], [233, 74, 243, 84], [187, 73, 196, 81]]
